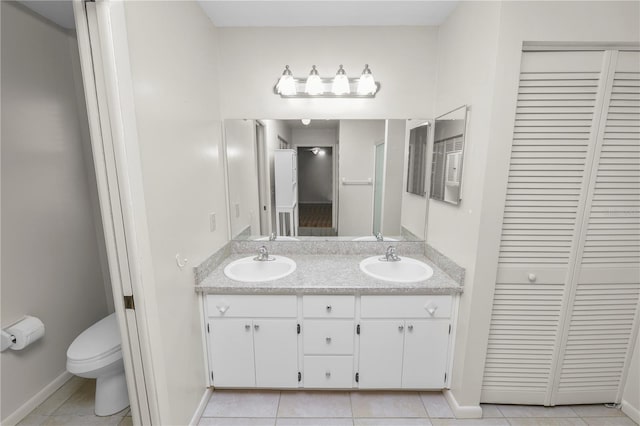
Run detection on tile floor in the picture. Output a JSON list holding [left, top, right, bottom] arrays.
[[17, 377, 131, 426], [199, 390, 638, 426]]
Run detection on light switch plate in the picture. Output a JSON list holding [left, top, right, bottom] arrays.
[[209, 213, 216, 232]]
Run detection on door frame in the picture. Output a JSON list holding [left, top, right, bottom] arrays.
[[72, 0, 160, 423]]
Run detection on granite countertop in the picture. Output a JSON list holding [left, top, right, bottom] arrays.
[[195, 254, 463, 295]]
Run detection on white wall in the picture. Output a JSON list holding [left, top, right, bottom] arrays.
[[1, 2, 108, 421], [225, 120, 260, 237], [218, 26, 438, 119], [338, 120, 385, 235], [121, 1, 228, 424], [428, 0, 640, 412], [382, 120, 406, 235]]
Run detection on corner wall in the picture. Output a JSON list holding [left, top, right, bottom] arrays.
[[1, 2, 108, 421], [121, 2, 228, 423]]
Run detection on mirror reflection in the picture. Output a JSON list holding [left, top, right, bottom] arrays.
[[430, 106, 468, 205], [224, 119, 429, 241]]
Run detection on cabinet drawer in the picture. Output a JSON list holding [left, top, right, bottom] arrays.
[[303, 296, 355, 318], [303, 320, 354, 355], [361, 295, 452, 318], [303, 356, 354, 388], [206, 295, 297, 318]]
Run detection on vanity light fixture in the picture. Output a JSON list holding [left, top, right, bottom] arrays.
[[331, 65, 350, 95], [274, 64, 380, 98], [305, 65, 324, 95]]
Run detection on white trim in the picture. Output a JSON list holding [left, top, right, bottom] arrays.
[[622, 399, 640, 425], [2, 371, 72, 426], [189, 388, 213, 426], [443, 389, 483, 419]]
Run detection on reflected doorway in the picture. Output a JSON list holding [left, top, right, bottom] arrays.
[[296, 146, 336, 236]]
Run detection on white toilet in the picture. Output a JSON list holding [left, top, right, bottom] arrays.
[[66, 313, 129, 416]]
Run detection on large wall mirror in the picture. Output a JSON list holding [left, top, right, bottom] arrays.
[[224, 119, 430, 241], [430, 105, 468, 205]]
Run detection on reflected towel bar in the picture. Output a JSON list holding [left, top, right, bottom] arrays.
[[341, 178, 372, 185]]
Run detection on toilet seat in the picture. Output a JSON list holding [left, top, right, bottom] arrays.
[[67, 313, 122, 374]]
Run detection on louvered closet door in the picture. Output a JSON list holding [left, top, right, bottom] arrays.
[[552, 50, 640, 405], [482, 50, 609, 405]]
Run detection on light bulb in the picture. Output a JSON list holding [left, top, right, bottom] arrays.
[[332, 65, 350, 95], [305, 65, 323, 95], [276, 65, 296, 96], [357, 64, 377, 95]]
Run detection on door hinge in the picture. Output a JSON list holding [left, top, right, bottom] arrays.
[[207, 323, 210, 333], [297, 323, 301, 334], [448, 324, 451, 334], [124, 295, 135, 310], [444, 372, 447, 383], [356, 324, 360, 335], [298, 372, 302, 382], [355, 372, 359, 383], [211, 371, 214, 381]]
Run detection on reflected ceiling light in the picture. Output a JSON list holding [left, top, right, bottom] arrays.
[[301, 118, 311, 126], [357, 64, 377, 95], [331, 65, 350, 95], [305, 65, 323, 95], [275, 65, 296, 96], [309, 147, 325, 156]]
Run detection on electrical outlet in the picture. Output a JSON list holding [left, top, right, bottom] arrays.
[[209, 213, 216, 232], [235, 203, 240, 218]]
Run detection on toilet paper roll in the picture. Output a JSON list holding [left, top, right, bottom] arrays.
[[6, 316, 45, 350]]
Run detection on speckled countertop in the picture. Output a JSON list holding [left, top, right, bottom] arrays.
[[195, 254, 463, 295]]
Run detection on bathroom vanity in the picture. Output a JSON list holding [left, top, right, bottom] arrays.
[[195, 244, 463, 391]]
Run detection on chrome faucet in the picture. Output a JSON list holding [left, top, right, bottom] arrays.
[[382, 245, 401, 262], [269, 232, 277, 241], [254, 245, 273, 262], [375, 232, 383, 242]]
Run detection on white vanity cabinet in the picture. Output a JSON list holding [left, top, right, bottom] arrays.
[[358, 295, 452, 389], [205, 295, 299, 388], [203, 294, 454, 390]]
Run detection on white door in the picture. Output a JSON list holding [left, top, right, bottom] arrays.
[[402, 320, 450, 388], [358, 320, 404, 388], [253, 319, 299, 387], [210, 319, 255, 387]]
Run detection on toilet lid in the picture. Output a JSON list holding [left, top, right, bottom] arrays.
[[67, 313, 121, 361]]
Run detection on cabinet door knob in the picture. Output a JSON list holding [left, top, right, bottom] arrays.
[[326, 305, 332, 312], [254, 324, 260, 331], [528, 273, 537, 282], [408, 325, 414, 332], [325, 337, 332, 344], [245, 324, 251, 331], [398, 325, 404, 332], [325, 371, 331, 378]]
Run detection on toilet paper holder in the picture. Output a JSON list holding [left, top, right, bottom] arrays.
[[1, 315, 45, 352]]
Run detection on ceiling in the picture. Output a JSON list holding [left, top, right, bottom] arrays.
[[198, 1, 458, 27], [17, 1, 458, 33], [285, 119, 340, 129]]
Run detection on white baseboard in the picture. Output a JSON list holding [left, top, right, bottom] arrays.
[[2, 371, 73, 426], [443, 389, 483, 419], [622, 399, 640, 425], [189, 387, 212, 426]]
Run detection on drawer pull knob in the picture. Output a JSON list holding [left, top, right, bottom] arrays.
[[326, 305, 332, 312], [325, 371, 331, 378], [325, 337, 332, 344], [408, 325, 414, 332], [528, 273, 537, 282], [245, 324, 251, 331], [254, 324, 260, 331], [217, 304, 229, 314], [398, 325, 404, 332], [425, 302, 438, 316]]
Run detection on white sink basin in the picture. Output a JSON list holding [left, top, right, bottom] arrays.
[[359, 256, 434, 283], [224, 256, 296, 282], [352, 236, 399, 242]]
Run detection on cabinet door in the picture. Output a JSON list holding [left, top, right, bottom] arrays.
[[210, 319, 255, 387], [253, 319, 298, 387], [402, 320, 450, 389], [358, 320, 404, 388]]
